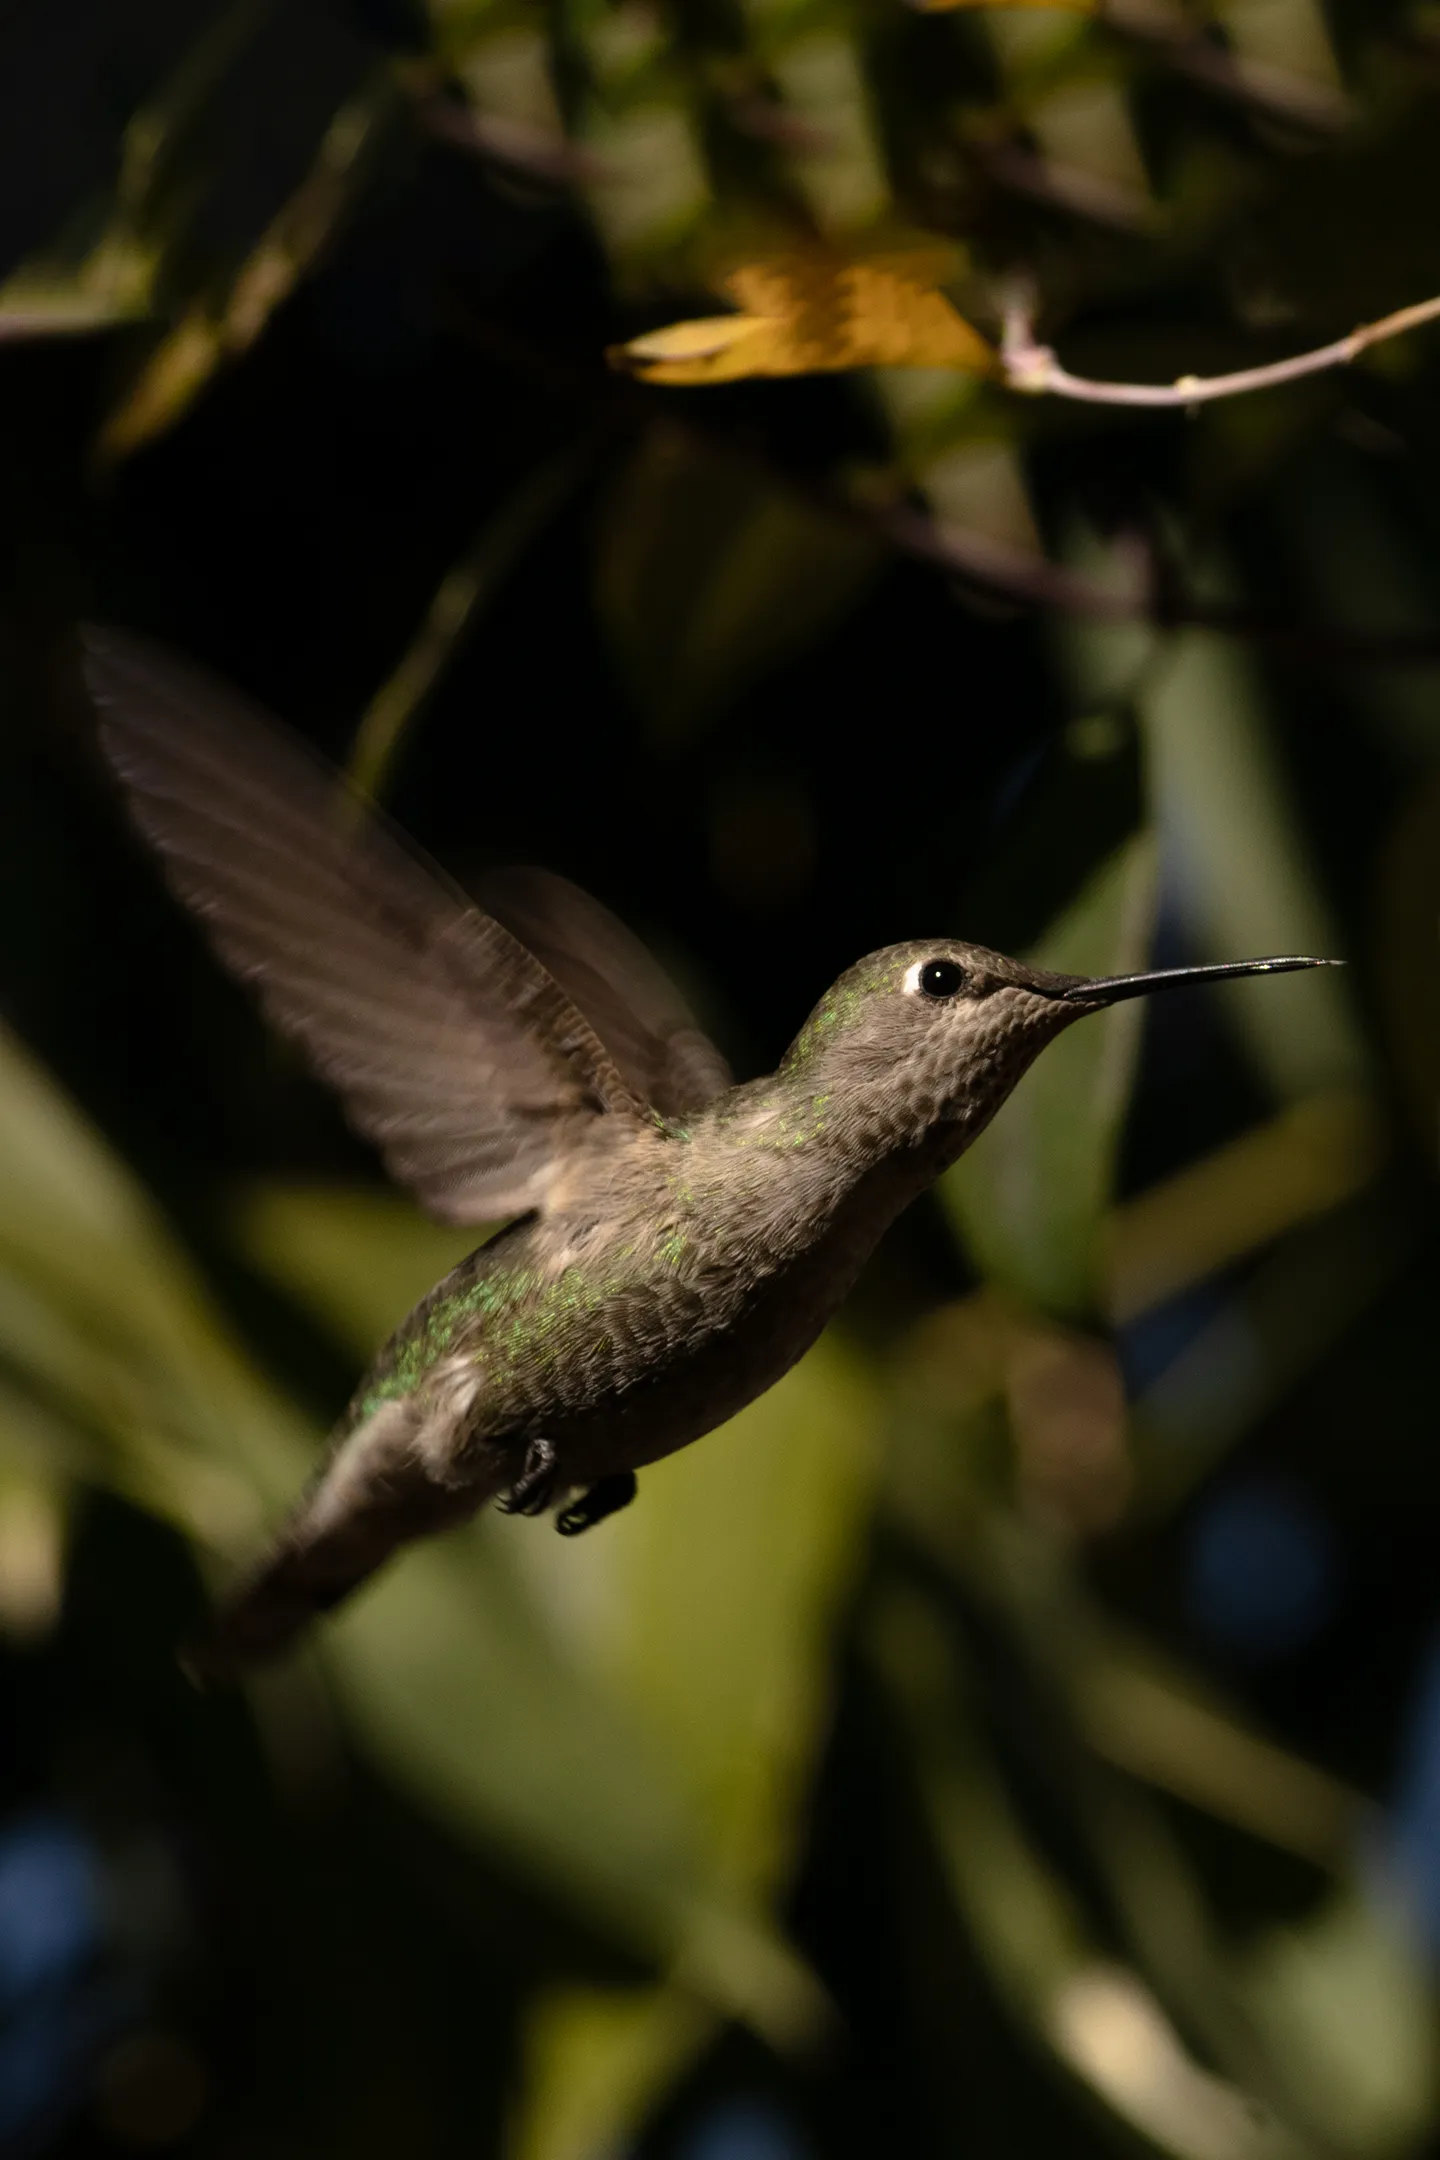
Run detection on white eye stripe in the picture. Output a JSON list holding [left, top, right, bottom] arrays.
[[902, 960, 931, 996]]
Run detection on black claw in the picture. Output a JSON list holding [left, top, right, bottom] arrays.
[[497, 1436, 557, 1517], [556, 1471, 638, 1537]]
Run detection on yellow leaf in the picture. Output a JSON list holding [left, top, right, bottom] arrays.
[[618, 313, 776, 370], [512, 1987, 712, 2160], [612, 242, 997, 384]]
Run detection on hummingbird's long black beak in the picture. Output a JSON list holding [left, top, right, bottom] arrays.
[[1061, 955, 1341, 1006]]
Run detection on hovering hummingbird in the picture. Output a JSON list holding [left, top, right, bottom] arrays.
[[85, 628, 1335, 1678]]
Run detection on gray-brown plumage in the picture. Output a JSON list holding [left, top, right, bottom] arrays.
[[83, 627, 1336, 1678]]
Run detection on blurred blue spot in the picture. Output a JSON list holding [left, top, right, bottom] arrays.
[[1143, 1309, 1267, 1449], [1387, 1627, 1440, 1954], [679, 2099, 810, 2160], [1185, 1476, 1334, 1661], [1118, 1281, 1228, 1394], [0, 1814, 98, 2008], [0, 1812, 112, 2150]]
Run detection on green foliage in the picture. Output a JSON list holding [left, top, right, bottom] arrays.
[[4, 0, 1440, 2156], [944, 833, 1157, 1321], [598, 429, 881, 735]]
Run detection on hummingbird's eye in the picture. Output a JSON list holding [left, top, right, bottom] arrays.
[[918, 959, 967, 1000]]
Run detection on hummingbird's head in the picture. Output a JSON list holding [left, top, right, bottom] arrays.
[[779, 940, 1337, 1161]]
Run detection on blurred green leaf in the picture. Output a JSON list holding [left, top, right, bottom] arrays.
[[883, 1370, 1364, 1867], [235, 1181, 870, 2066], [0, 236, 156, 341], [1373, 769, 1440, 1173], [515, 1986, 713, 2160], [11, 0, 1440, 2148], [868, 1583, 1303, 2160], [233, 1181, 480, 1359], [0, 1463, 66, 1640], [1105, 1089, 1385, 1326], [943, 832, 1157, 1321], [0, 0, 273, 345], [324, 1519, 826, 2043], [1238, 1884, 1437, 2156], [0, 1063, 826, 2050], [461, 1327, 878, 2149], [0, 1022, 311, 1540], [1140, 631, 1367, 1103], [598, 425, 881, 734], [1127, 1183, 1416, 1519], [1075, 1651, 1363, 1869], [100, 71, 397, 461], [514, 1331, 877, 1889]]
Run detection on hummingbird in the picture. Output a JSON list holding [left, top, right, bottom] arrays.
[[84, 627, 1335, 1678]]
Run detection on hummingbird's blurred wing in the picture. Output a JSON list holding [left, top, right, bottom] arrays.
[[84, 628, 652, 1225], [478, 866, 732, 1118]]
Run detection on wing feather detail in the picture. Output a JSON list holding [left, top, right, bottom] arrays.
[[84, 628, 648, 1223], [479, 866, 732, 1118]]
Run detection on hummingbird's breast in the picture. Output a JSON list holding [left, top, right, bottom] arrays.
[[355, 1106, 936, 1491]]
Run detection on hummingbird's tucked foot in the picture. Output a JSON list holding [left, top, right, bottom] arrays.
[[556, 1472, 639, 1537], [496, 1436, 559, 1517]]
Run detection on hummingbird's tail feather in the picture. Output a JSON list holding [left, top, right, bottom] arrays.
[[184, 1402, 489, 1683]]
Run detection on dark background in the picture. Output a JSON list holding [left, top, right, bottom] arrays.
[[3, 0, 1440, 2155]]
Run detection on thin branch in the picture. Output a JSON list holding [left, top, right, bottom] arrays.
[[452, 307, 1440, 669], [1001, 290, 1440, 408], [881, 507, 1148, 621], [905, 508, 1440, 669], [1100, 0, 1352, 132]]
